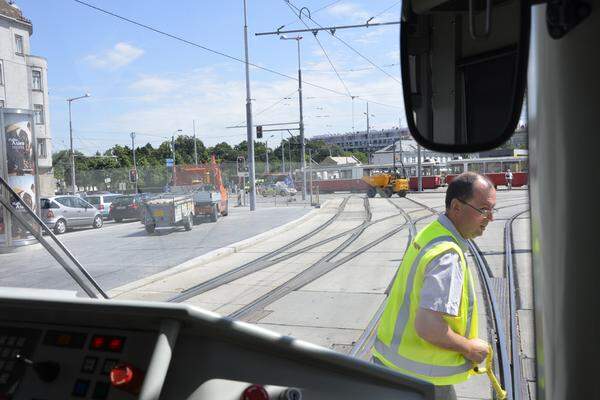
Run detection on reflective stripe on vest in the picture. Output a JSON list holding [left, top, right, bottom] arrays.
[[373, 232, 477, 380]]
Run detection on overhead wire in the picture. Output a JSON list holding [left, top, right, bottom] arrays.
[[72, 0, 355, 99], [230, 89, 299, 127], [286, 0, 403, 85], [284, 1, 353, 97], [372, 0, 402, 20], [278, 0, 343, 30]]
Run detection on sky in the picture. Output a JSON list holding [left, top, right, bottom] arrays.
[[15, 0, 405, 155]]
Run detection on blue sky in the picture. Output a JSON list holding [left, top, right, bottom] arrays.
[[17, 0, 404, 154]]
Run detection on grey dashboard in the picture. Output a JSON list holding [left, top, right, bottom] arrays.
[[0, 288, 433, 399]]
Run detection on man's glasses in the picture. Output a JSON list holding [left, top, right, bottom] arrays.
[[458, 199, 498, 219]]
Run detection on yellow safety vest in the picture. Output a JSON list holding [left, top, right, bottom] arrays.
[[372, 219, 478, 386]]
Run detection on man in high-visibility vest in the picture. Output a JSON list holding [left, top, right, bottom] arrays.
[[372, 172, 496, 399]]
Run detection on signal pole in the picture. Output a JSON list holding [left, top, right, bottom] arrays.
[[130, 132, 138, 193], [243, 0, 257, 211]]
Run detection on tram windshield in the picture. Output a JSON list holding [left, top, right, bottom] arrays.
[[0, 4, 534, 398]]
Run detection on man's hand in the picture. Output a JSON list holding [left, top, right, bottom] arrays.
[[463, 338, 489, 364]]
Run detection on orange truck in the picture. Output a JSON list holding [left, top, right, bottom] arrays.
[[172, 155, 229, 223]]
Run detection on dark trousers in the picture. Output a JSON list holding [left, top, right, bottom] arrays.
[[371, 357, 457, 400]]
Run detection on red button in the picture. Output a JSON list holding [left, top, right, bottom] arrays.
[[109, 364, 133, 386], [108, 338, 123, 351], [241, 384, 270, 400], [109, 363, 144, 395], [91, 336, 105, 350]]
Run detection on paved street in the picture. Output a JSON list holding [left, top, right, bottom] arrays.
[[0, 203, 312, 291]]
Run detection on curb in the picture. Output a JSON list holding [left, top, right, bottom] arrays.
[[109, 200, 333, 297]]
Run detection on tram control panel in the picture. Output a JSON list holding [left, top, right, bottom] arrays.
[[0, 288, 433, 400]]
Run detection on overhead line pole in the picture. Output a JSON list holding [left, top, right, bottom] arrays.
[[243, 0, 256, 211], [280, 35, 307, 200]]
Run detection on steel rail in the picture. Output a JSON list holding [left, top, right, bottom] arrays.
[[227, 197, 374, 319], [168, 196, 352, 303], [228, 199, 433, 321], [470, 240, 514, 399], [505, 209, 530, 400], [169, 196, 415, 303]]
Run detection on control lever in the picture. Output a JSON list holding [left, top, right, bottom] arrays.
[[15, 354, 60, 382]]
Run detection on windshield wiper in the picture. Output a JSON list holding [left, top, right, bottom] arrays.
[[0, 176, 108, 299]]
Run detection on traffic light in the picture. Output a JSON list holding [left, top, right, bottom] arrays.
[[129, 169, 138, 183], [256, 125, 263, 139]]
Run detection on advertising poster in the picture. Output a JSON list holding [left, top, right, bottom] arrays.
[[1, 111, 38, 242]]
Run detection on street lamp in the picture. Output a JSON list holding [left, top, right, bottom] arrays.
[[67, 93, 90, 194], [280, 34, 307, 200]]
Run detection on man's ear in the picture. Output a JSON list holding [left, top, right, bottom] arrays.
[[449, 198, 461, 214]]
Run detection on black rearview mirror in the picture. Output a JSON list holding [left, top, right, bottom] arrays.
[[401, 0, 530, 152]]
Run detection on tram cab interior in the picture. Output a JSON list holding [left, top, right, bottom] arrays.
[[1, 0, 598, 399]]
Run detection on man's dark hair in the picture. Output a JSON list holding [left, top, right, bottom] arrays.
[[445, 172, 493, 208]]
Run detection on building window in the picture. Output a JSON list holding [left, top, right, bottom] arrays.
[[32, 70, 42, 90], [0, 100, 4, 108], [37, 139, 47, 158], [0, 63, 3, 85], [15, 34, 23, 54], [34, 104, 44, 124]]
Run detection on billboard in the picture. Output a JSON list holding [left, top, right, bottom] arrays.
[[0, 109, 39, 247]]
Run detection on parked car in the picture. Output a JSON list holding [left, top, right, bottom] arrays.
[[109, 195, 143, 222], [84, 193, 121, 219], [40, 196, 103, 234]]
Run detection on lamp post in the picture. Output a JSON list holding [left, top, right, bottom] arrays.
[[280, 35, 307, 200], [130, 132, 138, 193], [243, 0, 257, 211], [67, 93, 90, 194]]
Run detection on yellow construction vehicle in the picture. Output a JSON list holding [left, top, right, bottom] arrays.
[[362, 170, 409, 198]]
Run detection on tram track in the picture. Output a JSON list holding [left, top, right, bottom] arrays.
[[227, 198, 434, 321], [504, 209, 530, 400], [169, 196, 415, 304], [167, 196, 354, 303]]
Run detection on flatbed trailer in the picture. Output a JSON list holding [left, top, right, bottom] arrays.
[[143, 194, 194, 234]]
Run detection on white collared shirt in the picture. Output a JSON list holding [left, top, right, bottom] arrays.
[[419, 215, 468, 317]]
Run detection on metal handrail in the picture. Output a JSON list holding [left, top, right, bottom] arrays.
[[0, 176, 108, 298]]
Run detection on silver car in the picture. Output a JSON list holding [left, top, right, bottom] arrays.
[[41, 196, 103, 234]]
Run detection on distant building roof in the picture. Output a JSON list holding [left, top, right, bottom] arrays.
[[319, 156, 361, 166], [0, 1, 31, 26], [376, 139, 420, 154]]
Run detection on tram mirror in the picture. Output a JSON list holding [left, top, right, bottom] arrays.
[[401, 0, 530, 152]]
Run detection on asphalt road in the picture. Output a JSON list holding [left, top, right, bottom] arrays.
[[0, 203, 312, 292]]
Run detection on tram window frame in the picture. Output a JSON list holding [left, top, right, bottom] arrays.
[[486, 162, 502, 173], [468, 163, 484, 173]]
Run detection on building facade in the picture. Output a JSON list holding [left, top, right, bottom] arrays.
[[312, 128, 412, 155], [372, 138, 455, 165], [0, 0, 53, 195]]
